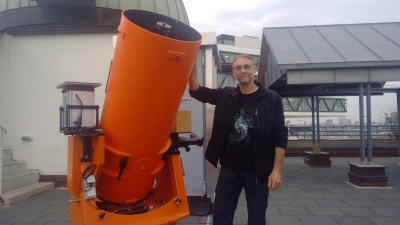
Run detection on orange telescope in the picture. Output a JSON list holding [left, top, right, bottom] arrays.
[[58, 9, 202, 225], [98, 9, 201, 205]]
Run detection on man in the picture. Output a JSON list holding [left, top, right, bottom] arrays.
[[188, 54, 288, 225]]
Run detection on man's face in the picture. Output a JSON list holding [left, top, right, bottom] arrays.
[[232, 57, 257, 86]]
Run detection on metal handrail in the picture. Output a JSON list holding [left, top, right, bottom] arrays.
[[288, 125, 398, 141], [0, 126, 7, 134]]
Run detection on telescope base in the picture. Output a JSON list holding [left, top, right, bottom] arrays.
[[67, 136, 190, 225]]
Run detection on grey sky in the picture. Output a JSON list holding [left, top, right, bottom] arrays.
[[183, 0, 400, 38], [183, 0, 400, 123]]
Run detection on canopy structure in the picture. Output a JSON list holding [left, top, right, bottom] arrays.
[[259, 22, 400, 169], [259, 22, 400, 97]]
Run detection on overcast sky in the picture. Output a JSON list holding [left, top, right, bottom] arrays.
[[182, 0, 400, 123], [183, 0, 400, 38]]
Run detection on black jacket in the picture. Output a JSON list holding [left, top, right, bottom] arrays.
[[189, 80, 288, 182]]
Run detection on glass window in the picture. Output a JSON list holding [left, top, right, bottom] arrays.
[[220, 52, 260, 66], [220, 52, 236, 63], [217, 38, 235, 46], [282, 97, 347, 112], [217, 73, 237, 88], [223, 39, 235, 46]]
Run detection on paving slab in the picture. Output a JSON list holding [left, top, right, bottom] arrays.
[[315, 199, 350, 207], [299, 215, 340, 225], [287, 199, 319, 206], [369, 207, 400, 216], [295, 192, 325, 199], [277, 206, 313, 215], [266, 215, 303, 225], [308, 206, 346, 216], [343, 199, 380, 207], [36, 212, 70, 223], [332, 216, 376, 225], [367, 216, 400, 225], [372, 199, 400, 207], [338, 207, 380, 216], [4, 212, 49, 223]]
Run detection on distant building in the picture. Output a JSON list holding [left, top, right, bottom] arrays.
[[339, 117, 352, 125]]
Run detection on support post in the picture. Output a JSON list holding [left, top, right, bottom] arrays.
[[311, 96, 315, 144], [397, 92, 400, 166], [366, 83, 372, 163], [348, 83, 388, 187], [304, 95, 330, 167], [316, 95, 320, 145], [359, 83, 365, 163]]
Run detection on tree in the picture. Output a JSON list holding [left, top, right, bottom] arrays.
[[380, 107, 398, 142]]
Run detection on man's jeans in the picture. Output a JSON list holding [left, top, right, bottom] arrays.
[[213, 166, 269, 225]]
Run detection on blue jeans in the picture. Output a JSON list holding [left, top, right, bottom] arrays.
[[213, 166, 269, 225]]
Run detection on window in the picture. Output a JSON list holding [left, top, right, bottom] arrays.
[[219, 52, 260, 68]]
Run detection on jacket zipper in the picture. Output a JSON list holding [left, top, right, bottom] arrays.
[[252, 95, 263, 187], [255, 145, 258, 187], [254, 106, 259, 187]]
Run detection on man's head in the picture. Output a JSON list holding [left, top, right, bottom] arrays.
[[231, 54, 257, 86]]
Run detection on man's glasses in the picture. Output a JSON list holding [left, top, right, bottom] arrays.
[[233, 64, 253, 71]]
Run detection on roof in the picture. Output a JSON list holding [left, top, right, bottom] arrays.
[[259, 22, 400, 97]]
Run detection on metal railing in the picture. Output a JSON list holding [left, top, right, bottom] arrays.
[[288, 125, 398, 141]]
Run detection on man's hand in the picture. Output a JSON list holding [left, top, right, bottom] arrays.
[[268, 170, 281, 190], [268, 147, 285, 190]]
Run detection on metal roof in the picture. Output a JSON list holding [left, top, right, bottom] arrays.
[[259, 22, 400, 97]]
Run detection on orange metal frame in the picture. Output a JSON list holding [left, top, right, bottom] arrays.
[[67, 136, 189, 225]]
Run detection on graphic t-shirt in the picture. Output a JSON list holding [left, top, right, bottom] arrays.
[[220, 88, 262, 171]]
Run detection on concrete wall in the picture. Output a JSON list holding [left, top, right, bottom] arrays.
[[0, 32, 115, 175]]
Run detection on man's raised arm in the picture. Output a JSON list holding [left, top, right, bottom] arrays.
[[188, 64, 200, 91]]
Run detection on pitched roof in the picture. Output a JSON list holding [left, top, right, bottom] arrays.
[[259, 22, 400, 96]]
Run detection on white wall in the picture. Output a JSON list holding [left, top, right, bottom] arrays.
[[0, 33, 115, 175]]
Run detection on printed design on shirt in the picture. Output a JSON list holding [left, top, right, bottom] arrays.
[[229, 103, 253, 146]]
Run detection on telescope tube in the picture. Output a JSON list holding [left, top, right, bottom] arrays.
[[97, 9, 201, 205]]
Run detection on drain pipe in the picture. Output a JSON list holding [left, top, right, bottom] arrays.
[[0, 126, 6, 204]]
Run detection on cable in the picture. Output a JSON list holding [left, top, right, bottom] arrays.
[[80, 158, 97, 192], [75, 94, 83, 130], [82, 164, 97, 180]]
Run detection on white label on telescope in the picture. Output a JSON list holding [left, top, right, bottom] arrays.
[[113, 35, 117, 48]]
